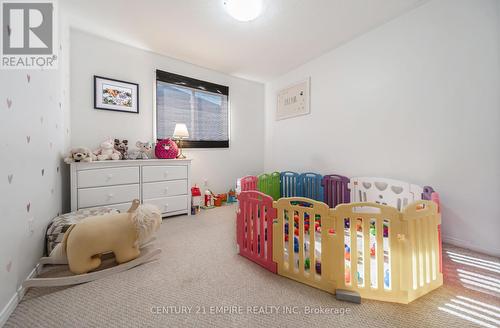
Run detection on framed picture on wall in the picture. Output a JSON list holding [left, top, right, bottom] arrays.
[[276, 78, 310, 120], [94, 76, 139, 113]]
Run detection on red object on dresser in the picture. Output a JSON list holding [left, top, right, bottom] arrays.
[[155, 139, 179, 159]]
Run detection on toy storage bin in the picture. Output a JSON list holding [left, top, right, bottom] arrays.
[[322, 174, 350, 208], [280, 171, 301, 197], [257, 172, 281, 200]]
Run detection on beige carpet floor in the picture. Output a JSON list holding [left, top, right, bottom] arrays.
[[6, 205, 500, 327]]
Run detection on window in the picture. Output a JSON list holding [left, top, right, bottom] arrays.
[[156, 70, 229, 148]]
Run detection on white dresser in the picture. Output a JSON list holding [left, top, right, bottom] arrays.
[[70, 159, 191, 217]]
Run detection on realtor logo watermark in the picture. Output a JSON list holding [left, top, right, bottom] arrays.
[[1, 1, 58, 69]]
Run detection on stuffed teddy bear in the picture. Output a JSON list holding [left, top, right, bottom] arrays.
[[114, 139, 129, 160], [64, 147, 97, 164], [94, 138, 121, 160], [129, 141, 152, 160], [48, 200, 162, 274]]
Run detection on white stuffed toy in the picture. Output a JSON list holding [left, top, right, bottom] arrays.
[[129, 141, 152, 160], [94, 138, 121, 161], [64, 147, 97, 164]]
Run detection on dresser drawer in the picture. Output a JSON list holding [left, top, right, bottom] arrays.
[[142, 165, 187, 182], [78, 184, 140, 208], [80, 202, 134, 213], [144, 195, 188, 214], [77, 167, 139, 188], [143, 180, 187, 199]]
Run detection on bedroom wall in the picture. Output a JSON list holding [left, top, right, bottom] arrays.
[[70, 29, 265, 193], [264, 0, 500, 255], [0, 12, 71, 325]]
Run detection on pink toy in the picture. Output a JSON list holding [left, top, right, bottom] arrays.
[[155, 138, 178, 159], [236, 191, 277, 273]]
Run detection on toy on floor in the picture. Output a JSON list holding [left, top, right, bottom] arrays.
[[202, 189, 215, 209], [315, 260, 321, 274], [94, 138, 121, 160], [227, 189, 237, 203], [48, 199, 162, 274], [214, 194, 223, 207], [191, 185, 202, 214], [24, 200, 163, 288]]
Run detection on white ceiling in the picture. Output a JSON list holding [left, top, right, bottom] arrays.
[[61, 0, 427, 82]]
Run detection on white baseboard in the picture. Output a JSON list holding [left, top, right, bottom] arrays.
[[443, 235, 500, 257], [0, 264, 39, 327]]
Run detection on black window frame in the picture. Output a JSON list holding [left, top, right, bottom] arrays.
[[155, 69, 229, 148]]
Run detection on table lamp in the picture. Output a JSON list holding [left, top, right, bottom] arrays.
[[173, 123, 189, 159]]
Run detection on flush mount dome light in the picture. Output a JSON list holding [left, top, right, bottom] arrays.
[[223, 0, 263, 22]]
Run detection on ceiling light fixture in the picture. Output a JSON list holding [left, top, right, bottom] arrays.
[[223, 0, 263, 22]]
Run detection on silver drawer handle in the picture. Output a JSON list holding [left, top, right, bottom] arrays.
[[163, 171, 169, 177], [107, 193, 114, 199], [106, 174, 113, 180]]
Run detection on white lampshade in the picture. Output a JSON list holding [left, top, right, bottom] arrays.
[[173, 123, 189, 139]]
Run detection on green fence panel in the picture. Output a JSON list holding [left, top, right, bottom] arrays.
[[258, 172, 281, 200]]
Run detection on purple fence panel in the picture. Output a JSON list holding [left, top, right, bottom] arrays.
[[322, 174, 350, 208], [422, 186, 435, 200]]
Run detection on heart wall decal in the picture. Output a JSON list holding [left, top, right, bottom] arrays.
[[26, 202, 31, 212], [26, 136, 31, 143], [7, 174, 13, 184], [6, 98, 12, 109]]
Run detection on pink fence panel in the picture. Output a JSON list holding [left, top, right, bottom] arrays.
[[322, 174, 350, 208], [236, 191, 277, 273], [240, 176, 258, 192]]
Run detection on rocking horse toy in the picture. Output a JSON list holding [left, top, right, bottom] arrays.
[[23, 200, 162, 288]]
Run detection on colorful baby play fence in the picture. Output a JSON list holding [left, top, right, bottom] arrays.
[[236, 172, 443, 304]]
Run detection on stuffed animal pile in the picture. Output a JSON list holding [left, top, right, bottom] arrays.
[[64, 138, 156, 162]]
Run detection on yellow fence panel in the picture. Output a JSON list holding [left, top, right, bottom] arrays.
[[244, 193, 442, 304], [332, 202, 408, 303], [403, 200, 443, 303], [273, 197, 336, 294]]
